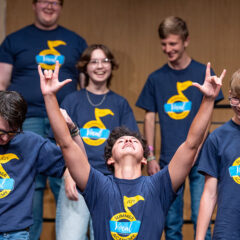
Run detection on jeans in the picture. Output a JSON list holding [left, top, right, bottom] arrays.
[[0, 230, 29, 240], [165, 164, 211, 240], [22, 117, 61, 240], [56, 179, 94, 240]]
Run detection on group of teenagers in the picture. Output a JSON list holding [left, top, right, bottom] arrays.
[[0, 1, 239, 240]]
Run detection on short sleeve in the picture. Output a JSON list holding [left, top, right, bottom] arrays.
[[136, 76, 157, 112], [0, 36, 14, 64], [198, 134, 219, 178], [37, 139, 65, 177]]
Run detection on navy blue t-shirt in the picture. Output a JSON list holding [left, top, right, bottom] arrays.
[[0, 24, 87, 118], [198, 120, 240, 239], [83, 166, 178, 239], [136, 60, 224, 167], [0, 131, 65, 232], [56, 89, 139, 175]]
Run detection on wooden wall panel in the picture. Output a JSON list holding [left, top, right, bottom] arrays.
[[4, 0, 239, 239]]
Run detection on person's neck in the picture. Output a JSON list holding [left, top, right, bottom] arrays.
[[232, 115, 240, 125], [168, 54, 191, 70], [86, 83, 109, 95], [113, 156, 142, 180], [34, 22, 58, 31]]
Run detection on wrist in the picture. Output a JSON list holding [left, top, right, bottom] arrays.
[[70, 124, 79, 137], [147, 155, 156, 162]]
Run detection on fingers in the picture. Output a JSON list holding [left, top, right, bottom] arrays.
[[44, 69, 53, 80], [38, 65, 44, 78], [219, 69, 226, 81], [53, 61, 60, 78], [205, 62, 211, 78]]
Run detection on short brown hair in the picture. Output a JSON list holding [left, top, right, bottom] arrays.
[[32, 0, 64, 6], [0, 91, 27, 131], [158, 16, 189, 41], [77, 44, 118, 88], [230, 69, 240, 96]]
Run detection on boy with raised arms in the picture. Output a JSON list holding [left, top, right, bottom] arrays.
[[39, 61, 225, 239]]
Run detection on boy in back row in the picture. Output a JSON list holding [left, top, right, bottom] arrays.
[[39, 60, 225, 239]]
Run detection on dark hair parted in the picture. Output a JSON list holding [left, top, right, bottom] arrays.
[[32, 0, 64, 6], [77, 44, 119, 88], [104, 127, 149, 172], [0, 91, 27, 131], [158, 16, 189, 41]]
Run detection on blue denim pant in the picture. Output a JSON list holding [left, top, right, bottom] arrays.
[[165, 164, 211, 240], [56, 179, 94, 240], [22, 117, 61, 240], [0, 230, 29, 240]]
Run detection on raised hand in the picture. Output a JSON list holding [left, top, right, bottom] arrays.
[[192, 62, 226, 99], [38, 61, 72, 96]]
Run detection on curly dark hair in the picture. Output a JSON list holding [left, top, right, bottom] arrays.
[[104, 126, 149, 173], [0, 91, 27, 131], [77, 44, 119, 88]]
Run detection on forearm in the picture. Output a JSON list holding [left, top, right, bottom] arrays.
[[186, 97, 214, 150], [196, 191, 216, 239], [44, 94, 72, 148], [144, 111, 156, 148]]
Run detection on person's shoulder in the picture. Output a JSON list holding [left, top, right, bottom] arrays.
[[63, 89, 85, 101], [57, 25, 86, 41], [107, 90, 129, 105], [189, 59, 207, 69], [4, 25, 34, 40]]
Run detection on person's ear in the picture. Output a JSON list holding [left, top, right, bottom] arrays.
[[141, 157, 147, 166], [107, 157, 115, 166], [184, 36, 190, 48]]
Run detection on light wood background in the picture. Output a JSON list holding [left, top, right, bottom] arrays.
[[3, 0, 239, 239]]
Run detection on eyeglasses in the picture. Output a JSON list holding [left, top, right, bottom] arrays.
[[229, 96, 240, 107], [89, 58, 111, 67], [37, 1, 61, 9], [0, 129, 21, 137]]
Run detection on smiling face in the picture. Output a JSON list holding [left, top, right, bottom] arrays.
[[161, 34, 189, 65], [33, 0, 62, 30], [86, 49, 112, 86]]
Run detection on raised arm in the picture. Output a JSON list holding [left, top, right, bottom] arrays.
[[39, 62, 90, 191], [168, 63, 226, 192]]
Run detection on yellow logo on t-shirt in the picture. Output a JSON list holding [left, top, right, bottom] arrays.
[[164, 81, 192, 120], [110, 195, 144, 240], [80, 108, 114, 146], [229, 157, 240, 184], [36, 40, 67, 70], [0, 153, 18, 198]]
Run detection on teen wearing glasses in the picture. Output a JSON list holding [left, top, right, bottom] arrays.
[[0, 1, 87, 239], [0, 91, 66, 240], [51, 44, 139, 240], [196, 69, 240, 240]]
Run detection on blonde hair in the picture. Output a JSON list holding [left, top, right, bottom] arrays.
[[158, 16, 189, 41]]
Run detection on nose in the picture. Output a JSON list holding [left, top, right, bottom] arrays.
[[125, 138, 132, 143], [165, 44, 171, 53], [96, 61, 103, 68]]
